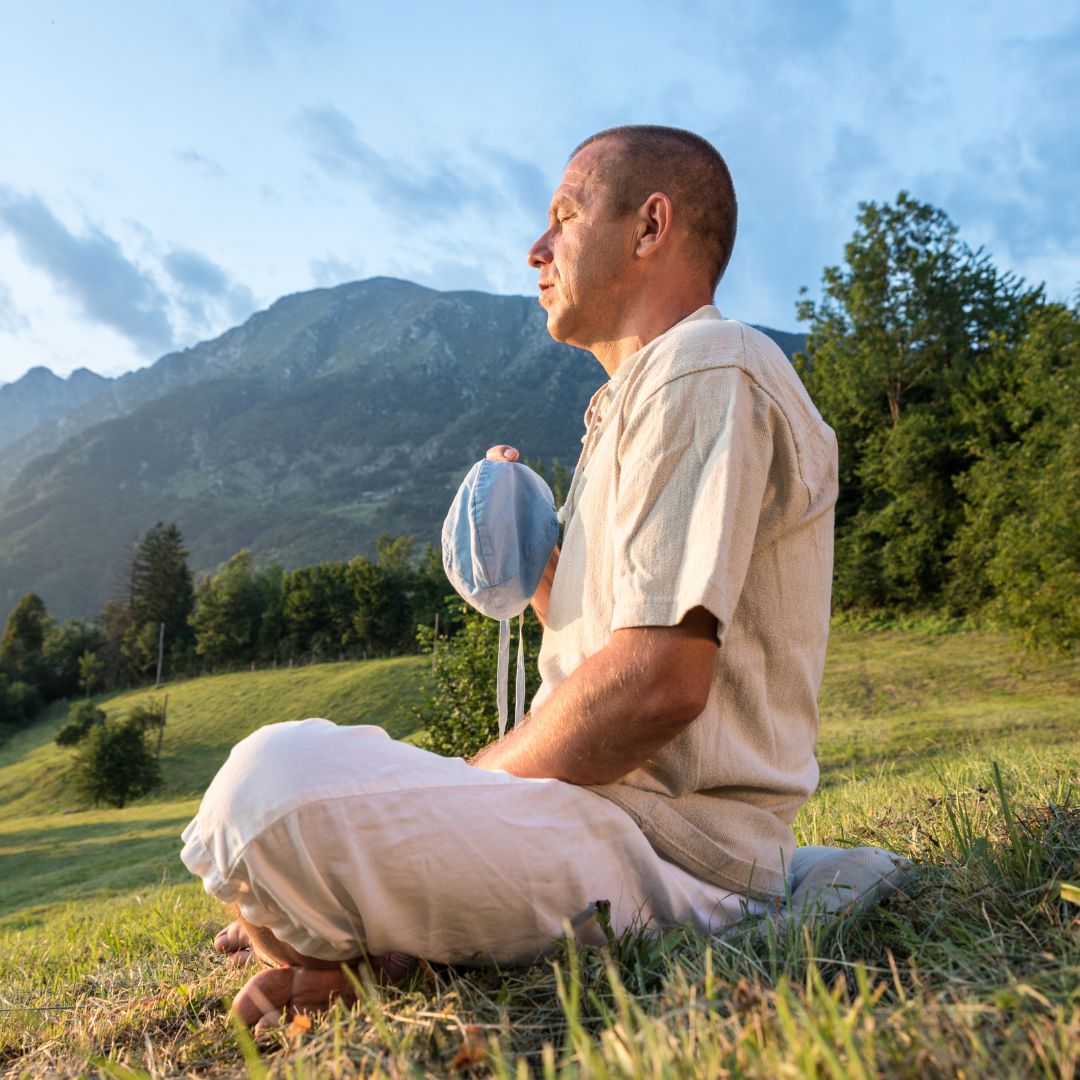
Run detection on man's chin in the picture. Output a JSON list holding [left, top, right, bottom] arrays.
[[543, 307, 573, 345]]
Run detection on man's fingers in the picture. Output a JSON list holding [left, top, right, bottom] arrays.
[[486, 445, 520, 462]]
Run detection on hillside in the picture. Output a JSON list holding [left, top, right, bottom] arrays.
[[0, 654, 427, 923], [1, 627, 1077, 1075], [0, 279, 806, 621]]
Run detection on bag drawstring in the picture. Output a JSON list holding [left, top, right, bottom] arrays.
[[496, 614, 528, 739]]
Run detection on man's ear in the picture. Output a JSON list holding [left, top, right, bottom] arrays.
[[634, 192, 674, 260]]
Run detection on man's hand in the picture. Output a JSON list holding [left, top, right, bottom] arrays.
[[471, 606, 719, 784], [485, 443, 560, 626]]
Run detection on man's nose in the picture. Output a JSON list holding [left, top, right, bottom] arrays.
[[527, 230, 553, 269]]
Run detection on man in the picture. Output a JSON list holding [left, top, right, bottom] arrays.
[[182, 125, 837, 1028]]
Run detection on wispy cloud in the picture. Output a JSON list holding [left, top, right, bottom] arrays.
[[0, 187, 174, 355], [226, 0, 334, 67], [294, 104, 490, 221], [174, 149, 226, 180], [476, 145, 551, 216], [0, 281, 29, 334], [163, 247, 256, 330], [825, 126, 884, 194]]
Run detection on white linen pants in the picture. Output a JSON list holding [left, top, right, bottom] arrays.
[[180, 719, 759, 964]]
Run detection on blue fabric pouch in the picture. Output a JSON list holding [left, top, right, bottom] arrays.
[[442, 460, 559, 737]]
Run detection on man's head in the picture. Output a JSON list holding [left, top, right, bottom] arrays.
[[572, 126, 738, 289], [528, 125, 737, 357]]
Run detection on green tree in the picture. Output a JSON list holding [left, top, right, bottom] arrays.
[[39, 619, 105, 701], [190, 550, 269, 667], [1, 592, 49, 688], [796, 192, 1042, 609], [0, 675, 41, 740], [122, 522, 195, 678], [77, 648, 106, 699], [416, 604, 542, 759], [348, 556, 411, 655], [951, 304, 1080, 652], [127, 697, 168, 759], [525, 457, 570, 507], [99, 600, 134, 689], [70, 716, 161, 808], [254, 564, 287, 663], [55, 700, 106, 746], [281, 561, 356, 658]]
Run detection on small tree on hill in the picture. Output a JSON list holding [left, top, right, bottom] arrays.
[[55, 700, 106, 746], [127, 697, 168, 759], [71, 716, 161, 808]]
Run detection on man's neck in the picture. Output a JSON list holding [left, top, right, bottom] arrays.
[[590, 293, 714, 377]]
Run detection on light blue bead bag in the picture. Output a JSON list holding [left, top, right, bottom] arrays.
[[442, 460, 559, 739]]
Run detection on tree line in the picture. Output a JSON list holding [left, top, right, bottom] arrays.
[[0, 527, 462, 741]]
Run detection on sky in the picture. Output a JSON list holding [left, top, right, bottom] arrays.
[[0, 0, 1077, 384]]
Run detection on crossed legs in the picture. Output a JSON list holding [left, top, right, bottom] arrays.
[[184, 720, 756, 1028]]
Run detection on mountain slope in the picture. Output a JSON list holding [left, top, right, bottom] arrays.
[[0, 279, 806, 620]]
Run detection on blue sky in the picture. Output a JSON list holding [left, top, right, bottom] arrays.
[[0, 0, 1077, 383]]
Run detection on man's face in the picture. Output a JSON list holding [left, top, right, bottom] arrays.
[[527, 141, 636, 348]]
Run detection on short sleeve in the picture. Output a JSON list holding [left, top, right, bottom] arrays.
[[610, 368, 778, 640]]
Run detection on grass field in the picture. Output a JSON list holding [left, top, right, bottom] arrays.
[[1, 628, 1078, 1077]]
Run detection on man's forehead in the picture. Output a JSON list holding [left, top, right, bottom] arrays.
[[552, 142, 618, 204]]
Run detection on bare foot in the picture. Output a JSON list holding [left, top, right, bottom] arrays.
[[214, 919, 251, 955], [214, 920, 257, 968], [230, 953, 416, 1032]]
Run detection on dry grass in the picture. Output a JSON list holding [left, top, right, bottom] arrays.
[[2, 628, 1079, 1078]]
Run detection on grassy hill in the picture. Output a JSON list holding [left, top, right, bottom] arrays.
[[1, 628, 1078, 1077], [0, 655, 427, 929]]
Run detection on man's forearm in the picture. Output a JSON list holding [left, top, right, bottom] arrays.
[[472, 610, 718, 784]]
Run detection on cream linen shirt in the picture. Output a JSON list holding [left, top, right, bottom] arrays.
[[532, 306, 838, 900]]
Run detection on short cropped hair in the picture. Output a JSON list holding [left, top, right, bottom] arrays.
[[572, 125, 737, 290]]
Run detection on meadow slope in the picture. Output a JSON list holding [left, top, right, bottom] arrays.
[[1, 628, 1078, 1078]]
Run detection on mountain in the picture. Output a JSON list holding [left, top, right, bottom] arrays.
[[0, 366, 113, 453], [0, 279, 806, 621]]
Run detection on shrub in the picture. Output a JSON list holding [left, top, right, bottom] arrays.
[[55, 701, 106, 746], [71, 717, 162, 808], [416, 604, 541, 759]]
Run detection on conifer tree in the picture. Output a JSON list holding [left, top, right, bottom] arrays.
[[122, 522, 194, 678]]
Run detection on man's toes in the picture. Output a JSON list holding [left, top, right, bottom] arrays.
[[226, 947, 257, 970], [231, 966, 296, 1029], [214, 919, 252, 954]]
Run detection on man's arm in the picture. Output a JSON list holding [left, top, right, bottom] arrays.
[[471, 605, 718, 784]]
